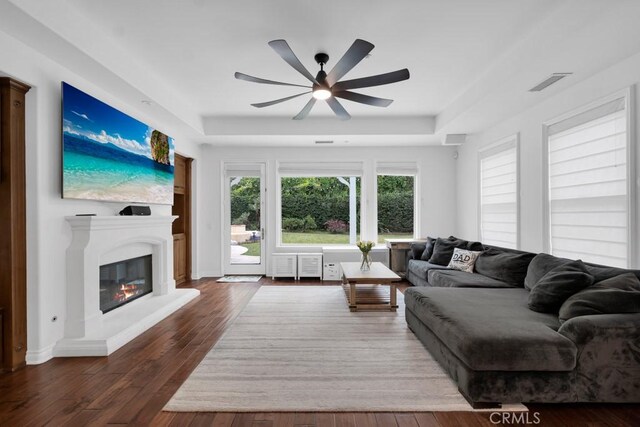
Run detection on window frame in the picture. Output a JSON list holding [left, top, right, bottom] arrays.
[[542, 87, 635, 267], [477, 134, 520, 249], [275, 161, 365, 247], [274, 160, 420, 248], [374, 164, 419, 244]]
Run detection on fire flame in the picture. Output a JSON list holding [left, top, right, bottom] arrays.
[[114, 283, 144, 302]]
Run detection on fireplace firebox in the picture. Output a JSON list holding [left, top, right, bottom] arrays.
[[99, 255, 152, 313]]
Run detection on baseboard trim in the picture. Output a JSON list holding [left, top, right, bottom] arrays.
[[25, 343, 55, 365], [198, 271, 222, 278]]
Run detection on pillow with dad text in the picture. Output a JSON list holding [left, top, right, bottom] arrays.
[[446, 248, 482, 273]]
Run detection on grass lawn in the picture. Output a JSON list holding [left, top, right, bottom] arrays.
[[239, 242, 261, 256], [281, 231, 414, 245], [282, 231, 350, 244]]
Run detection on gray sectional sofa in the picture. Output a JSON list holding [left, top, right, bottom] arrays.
[[404, 238, 640, 407]]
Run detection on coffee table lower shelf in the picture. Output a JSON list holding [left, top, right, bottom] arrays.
[[341, 283, 398, 312]]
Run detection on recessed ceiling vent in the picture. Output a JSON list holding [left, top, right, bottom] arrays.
[[315, 140, 334, 144], [529, 73, 572, 92]]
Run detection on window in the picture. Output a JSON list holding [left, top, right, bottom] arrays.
[[376, 162, 418, 243], [545, 93, 630, 267], [479, 136, 519, 249], [278, 162, 363, 246]]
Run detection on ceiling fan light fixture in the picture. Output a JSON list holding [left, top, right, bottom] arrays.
[[235, 39, 410, 120], [312, 88, 332, 100]]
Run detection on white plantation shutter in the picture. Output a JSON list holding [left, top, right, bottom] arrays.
[[479, 137, 518, 249], [547, 96, 628, 267]]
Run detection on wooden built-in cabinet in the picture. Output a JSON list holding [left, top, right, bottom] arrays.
[[172, 153, 192, 285], [385, 238, 426, 278], [0, 78, 31, 372]]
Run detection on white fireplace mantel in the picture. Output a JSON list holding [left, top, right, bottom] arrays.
[[54, 215, 199, 357]]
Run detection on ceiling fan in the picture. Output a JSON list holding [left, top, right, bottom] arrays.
[[235, 39, 410, 120]]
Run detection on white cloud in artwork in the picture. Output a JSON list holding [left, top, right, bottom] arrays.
[[91, 130, 152, 159], [63, 125, 80, 136], [71, 110, 92, 121]]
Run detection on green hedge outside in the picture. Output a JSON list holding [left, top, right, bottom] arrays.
[[231, 191, 413, 233]]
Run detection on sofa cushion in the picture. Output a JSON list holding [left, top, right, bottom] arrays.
[[475, 248, 535, 287], [559, 273, 640, 322], [428, 269, 516, 288], [420, 237, 437, 261], [406, 259, 449, 281], [528, 260, 594, 313], [428, 237, 484, 266], [524, 253, 572, 290], [583, 264, 640, 283], [404, 287, 577, 371]]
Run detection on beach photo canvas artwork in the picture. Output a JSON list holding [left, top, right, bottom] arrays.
[[62, 82, 174, 204]]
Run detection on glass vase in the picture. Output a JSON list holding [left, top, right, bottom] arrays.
[[360, 251, 372, 271]]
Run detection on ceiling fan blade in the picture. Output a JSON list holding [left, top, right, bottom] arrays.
[[251, 91, 311, 108], [325, 39, 375, 87], [326, 97, 351, 121], [268, 40, 318, 84], [332, 69, 410, 91], [333, 91, 393, 107], [235, 72, 311, 88], [293, 98, 317, 120]]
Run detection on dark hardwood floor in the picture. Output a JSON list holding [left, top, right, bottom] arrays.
[[0, 278, 638, 426]]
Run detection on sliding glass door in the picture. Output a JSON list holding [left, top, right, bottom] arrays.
[[223, 163, 266, 275]]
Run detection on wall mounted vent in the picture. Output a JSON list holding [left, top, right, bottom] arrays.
[[529, 73, 572, 92], [315, 140, 334, 144], [442, 134, 467, 146]]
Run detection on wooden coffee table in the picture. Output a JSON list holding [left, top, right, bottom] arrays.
[[340, 262, 401, 312]]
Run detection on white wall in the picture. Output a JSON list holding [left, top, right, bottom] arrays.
[[456, 50, 640, 261], [0, 29, 201, 363], [198, 145, 458, 277]]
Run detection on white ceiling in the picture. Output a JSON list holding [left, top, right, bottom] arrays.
[[5, 0, 640, 145]]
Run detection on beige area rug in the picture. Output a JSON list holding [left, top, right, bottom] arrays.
[[164, 286, 527, 412]]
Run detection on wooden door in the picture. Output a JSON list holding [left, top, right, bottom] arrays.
[[172, 153, 192, 284], [173, 234, 186, 283], [0, 78, 30, 372]]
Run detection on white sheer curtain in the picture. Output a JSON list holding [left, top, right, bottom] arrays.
[[547, 96, 628, 267], [479, 137, 518, 248]]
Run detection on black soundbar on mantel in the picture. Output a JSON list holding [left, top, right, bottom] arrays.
[[119, 205, 151, 216]]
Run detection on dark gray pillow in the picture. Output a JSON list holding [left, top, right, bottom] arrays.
[[528, 260, 594, 313], [448, 236, 485, 252], [475, 248, 536, 287], [410, 242, 426, 260], [428, 237, 483, 266], [559, 273, 640, 322], [524, 253, 572, 290], [584, 264, 640, 283], [420, 237, 436, 261]]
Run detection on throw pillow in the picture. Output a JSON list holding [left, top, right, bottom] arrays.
[[410, 242, 426, 260], [559, 273, 640, 322], [474, 248, 536, 287], [448, 236, 485, 252], [428, 238, 459, 265], [528, 260, 594, 313], [447, 248, 482, 273], [428, 237, 484, 266], [420, 237, 436, 261], [524, 253, 572, 290]]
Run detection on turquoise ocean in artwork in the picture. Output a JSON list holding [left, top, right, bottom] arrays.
[[63, 134, 174, 204]]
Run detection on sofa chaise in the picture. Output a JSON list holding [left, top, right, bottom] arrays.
[[403, 237, 640, 407]]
